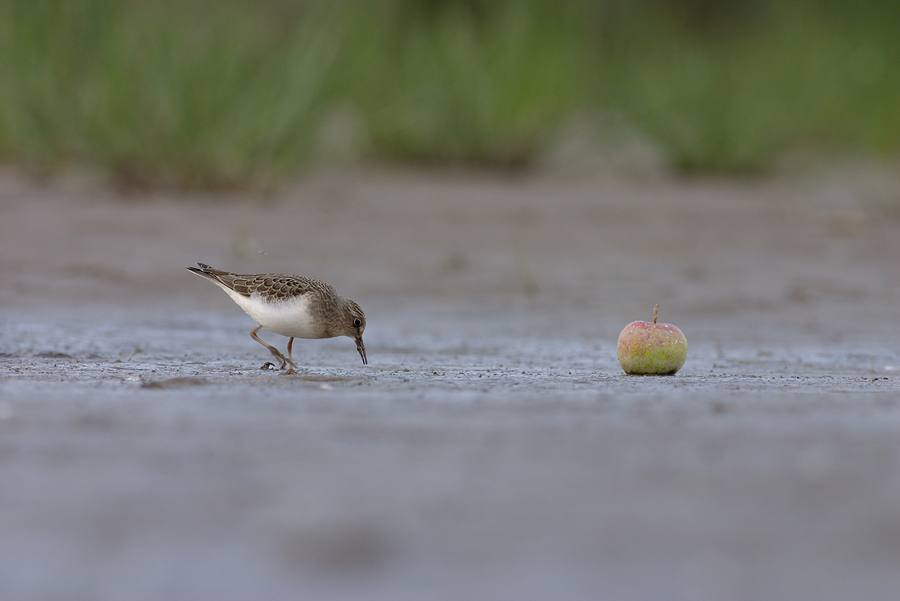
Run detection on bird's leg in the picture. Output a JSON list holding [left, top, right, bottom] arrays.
[[285, 337, 296, 375], [250, 325, 288, 369]]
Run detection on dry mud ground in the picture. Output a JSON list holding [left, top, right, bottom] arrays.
[[1, 165, 900, 601]]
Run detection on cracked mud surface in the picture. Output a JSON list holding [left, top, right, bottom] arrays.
[[1, 166, 900, 600]]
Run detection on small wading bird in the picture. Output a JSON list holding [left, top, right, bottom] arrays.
[[186, 263, 367, 374]]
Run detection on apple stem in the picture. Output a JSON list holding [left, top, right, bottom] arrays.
[[653, 304, 659, 324]]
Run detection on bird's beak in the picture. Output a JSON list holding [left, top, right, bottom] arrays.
[[356, 337, 367, 365]]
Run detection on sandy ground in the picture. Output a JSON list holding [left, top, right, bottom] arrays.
[[1, 164, 900, 600]]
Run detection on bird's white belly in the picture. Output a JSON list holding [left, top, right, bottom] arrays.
[[226, 290, 325, 339]]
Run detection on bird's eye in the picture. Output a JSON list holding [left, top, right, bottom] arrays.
[[353, 318, 362, 327]]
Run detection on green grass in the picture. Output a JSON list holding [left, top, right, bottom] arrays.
[[597, 1, 900, 173], [0, 0, 340, 188], [339, 2, 584, 168], [0, 0, 898, 188]]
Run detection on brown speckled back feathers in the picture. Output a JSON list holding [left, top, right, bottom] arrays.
[[186, 262, 335, 303]]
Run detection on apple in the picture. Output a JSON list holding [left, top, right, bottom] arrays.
[[616, 305, 687, 375]]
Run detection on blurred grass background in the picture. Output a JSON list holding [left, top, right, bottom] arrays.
[[0, 0, 897, 189]]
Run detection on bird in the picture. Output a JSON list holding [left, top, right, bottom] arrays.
[[186, 262, 366, 373]]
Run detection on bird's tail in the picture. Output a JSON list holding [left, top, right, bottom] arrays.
[[186, 262, 228, 281]]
